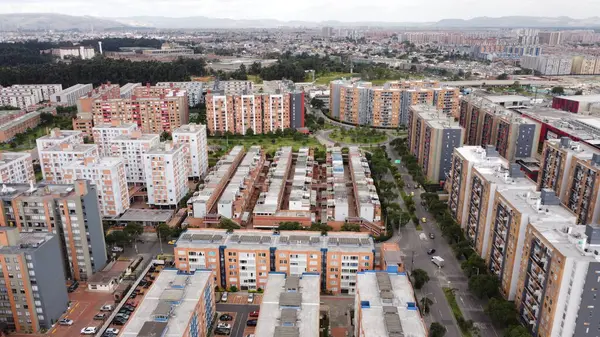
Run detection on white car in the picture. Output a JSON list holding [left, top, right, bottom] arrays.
[[111, 246, 124, 253], [81, 327, 97, 335], [248, 293, 254, 303], [221, 292, 228, 302], [100, 304, 113, 311], [217, 323, 232, 329], [106, 328, 120, 334], [58, 318, 73, 326]]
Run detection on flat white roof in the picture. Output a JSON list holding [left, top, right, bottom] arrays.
[[122, 269, 213, 337], [219, 146, 261, 205], [484, 95, 530, 103], [356, 271, 426, 337], [190, 146, 244, 204], [254, 273, 320, 337], [254, 147, 292, 215]]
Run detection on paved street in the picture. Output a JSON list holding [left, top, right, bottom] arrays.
[[384, 145, 500, 337]]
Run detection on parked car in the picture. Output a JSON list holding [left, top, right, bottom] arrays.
[[421, 217, 427, 223], [168, 240, 176, 245], [112, 318, 127, 326], [429, 233, 435, 239], [111, 246, 124, 252], [219, 314, 233, 321], [58, 318, 73, 326], [100, 304, 113, 311], [67, 281, 79, 293], [221, 292, 228, 302], [248, 293, 254, 303], [427, 248, 436, 255], [105, 328, 120, 334], [215, 328, 230, 335], [81, 327, 97, 335], [93, 313, 106, 320], [217, 323, 232, 329], [115, 313, 130, 320], [246, 319, 258, 326], [249, 311, 259, 318]]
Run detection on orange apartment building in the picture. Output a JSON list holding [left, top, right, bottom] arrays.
[[188, 146, 245, 219], [73, 83, 122, 137], [0, 111, 42, 143], [174, 229, 375, 294], [121, 269, 215, 337]]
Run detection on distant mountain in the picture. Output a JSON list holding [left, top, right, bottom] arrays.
[[0, 13, 129, 31], [1, 13, 600, 31]]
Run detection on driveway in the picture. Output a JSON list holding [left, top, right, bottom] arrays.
[[216, 304, 260, 337]]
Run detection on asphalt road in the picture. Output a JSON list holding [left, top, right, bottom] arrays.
[[383, 145, 500, 337], [216, 304, 260, 337]]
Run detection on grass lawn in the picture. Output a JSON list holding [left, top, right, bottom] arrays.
[[314, 72, 355, 85], [247, 74, 263, 84], [208, 136, 324, 156], [443, 288, 473, 337], [0, 125, 53, 151], [328, 129, 388, 144]]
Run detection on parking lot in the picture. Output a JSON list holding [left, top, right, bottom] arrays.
[[212, 292, 263, 337]]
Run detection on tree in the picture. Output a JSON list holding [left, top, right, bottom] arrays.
[[246, 128, 255, 136], [105, 231, 129, 248], [468, 274, 500, 299], [341, 223, 361, 232], [485, 298, 518, 327], [411, 57, 419, 64], [551, 86, 565, 95], [249, 61, 262, 75], [420, 296, 433, 314], [503, 325, 531, 337], [123, 222, 144, 241], [310, 97, 325, 109], [429, 322, 446, 337], [399, 211, 411, 228], [160, 131, 172, 142], [219, 218, 241, 230], [497, 73, 509, 80], [575, 89, 583, 95], [461, 253, 487, 277], [411, 268, 430, 289], [156, 223, 173, 241], [278, 222, 302, 230]]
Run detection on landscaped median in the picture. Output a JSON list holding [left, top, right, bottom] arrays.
[[442, 288, 475, 337]]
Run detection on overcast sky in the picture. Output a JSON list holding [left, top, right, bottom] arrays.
[[1, 0, 599, 22]]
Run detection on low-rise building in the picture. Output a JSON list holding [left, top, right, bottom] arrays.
[[255, 273, 320, 337], [121, 269, 215, 337], [0, 152, 35, 184], [253, 147, 293, 221], [326, 148, 348, 222], [348, 147, 382, 234], [0, 228, 69, 333], [355, 271, 427, 337]]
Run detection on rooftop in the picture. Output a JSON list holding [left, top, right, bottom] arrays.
[[254, 147, 292, 215], [0, 152, 30, 166], [356, 271, 426, 337], [40, 143, 97, 153], [254, 273, 320, 337], [190, 146, 244, 204], [484, 95, 531, 104], [122, 269, 213, 337], [0, 111, 41, 131], [0, 230, 55, 255], [116, 209, 174, 223], [556, 94, 600, 103], [219, 146, 262, 205], [175, 228, 375, 253], [145, 142, 184, 155], [172, 123, 206, 134], [412, 105, 462, 130]]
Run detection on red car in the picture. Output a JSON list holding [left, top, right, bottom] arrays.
[[249, 311, 259, 318]]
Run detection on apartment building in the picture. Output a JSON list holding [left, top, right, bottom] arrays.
[[39, 143, 99, 183], [0, 110, 25, 125], [329, 80, 460, 127], [156, 82, 204, 106], [11, 84, 62, 101], [515, 222, 600, 337], [173, 124, 209, 178], [73, 83, 122, 137], [0, 229, 69, 333], [255, 273, 320, 337], [174, 229, 375, 294], [189, 146, 244, 218], [50, 84, 93, 106], [0, 87, 42, 109], [348, 147, 383, 234], [121, 269, 215, 337], [459, 96, 540, 161], [0, 180, 107, 281], [92, 120, 138, 157], [571, 56, 597, 75], [50, 46, 95, 60], [119, 83, 141, 99], [521, 55, 574, 75], [538, 31, 562, 45], [0, 152, 35, 184], [36, 129, 84, 154], [288, 148, 314, 211], [552, 94, 600, 114], [0, 111, 42, 143], [91, 94, 188, 134], [63, 157, 130, 217], [143, 142, 189, 206], [217, 146, 265, 221], [487, 186, 574, 300], [407, 105, 465, 183], [206, 90, 305, 135], [216, 80, 254, 94], [109, 131, 160, 184], [253, 147, 293, 221], [446, 146, 508, 227], [355, 271, 427, 337], [326, 148, 349, 222], [537, 138, 600, 226]]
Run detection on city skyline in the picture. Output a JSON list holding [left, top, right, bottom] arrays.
[[1, 0, 599, 23]]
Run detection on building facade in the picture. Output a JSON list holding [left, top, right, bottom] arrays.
[[173, 124, 209, 178], [143, 142, 189, 206], [92, 120, 138, 157], [109, 132, 160, 184], [50, 84, 93, 106], [39, 143, 99, 183], [0, 152, 35, 184]]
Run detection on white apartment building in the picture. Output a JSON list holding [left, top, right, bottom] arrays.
[[119, 83, 141, 99], [172, 123, 209, 178], [218, 80, 254, 94], [143, 142, 189, 206], [521, 55, 573, 75], [39, 143, 99, 183], [63, 157, 130, 217], [0, 93, 36, 110], [0, 152, 35, 184], [109, 132, 160, 183], [92, 120, 138, 157], [11, 84, 62, 101], [50, 84, 93, 106], [36, 129, 84, 158], [156, 82, 204, 106], [51, 47, 96, 60]]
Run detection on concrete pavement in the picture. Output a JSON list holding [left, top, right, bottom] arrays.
[[216, 304, 260, 337]]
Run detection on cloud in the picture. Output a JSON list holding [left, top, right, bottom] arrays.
[[0, 0, 599, 22]]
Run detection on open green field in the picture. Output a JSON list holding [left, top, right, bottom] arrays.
[[328, 128, 388, 144], [314, 72, 355, 85]]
